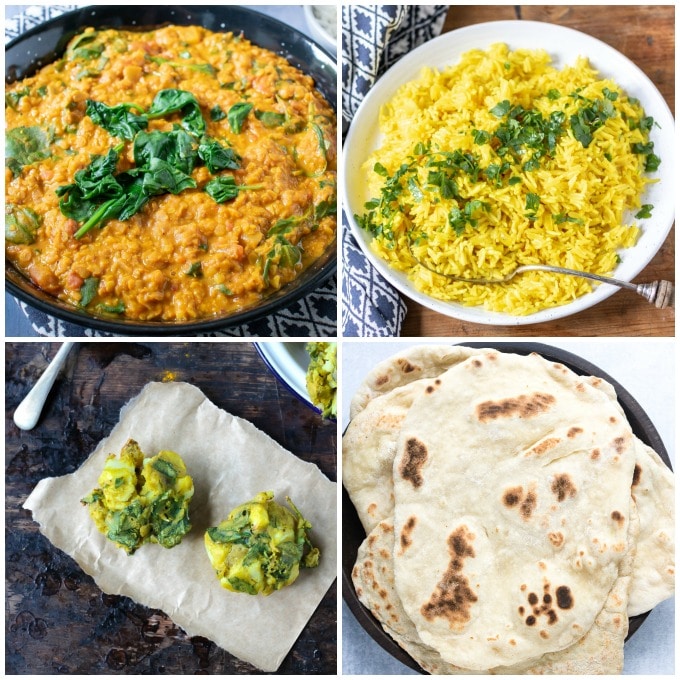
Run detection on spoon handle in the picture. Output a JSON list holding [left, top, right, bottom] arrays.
[[13, 342, 75, 431]]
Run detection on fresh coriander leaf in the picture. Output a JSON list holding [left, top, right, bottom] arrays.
[[490, 100, 512, 117], [407, 177, 423, 202], [186, 262, 203, 278], [525, 192, 540, 213], [631, 141, 654, 154], [472, 129, 491, 144], [553, 213, 584, 225], [635, 204, 654, 219], [373, 162, 388, 177], [644, 153, 661, 172]]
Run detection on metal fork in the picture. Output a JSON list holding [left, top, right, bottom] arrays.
[[415, 262, 674, 309]]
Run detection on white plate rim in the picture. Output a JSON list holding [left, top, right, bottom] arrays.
[[342, 20, 675, 326], [254, 342, 320, 414]]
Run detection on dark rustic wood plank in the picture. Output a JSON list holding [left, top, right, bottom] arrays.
[[5, 342, 336, 674]]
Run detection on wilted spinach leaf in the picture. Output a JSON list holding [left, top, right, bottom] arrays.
[[6, 126, 51, 176], [79, 276, 100, 306], [133, 129, 197, 175], [86, 100, 148, 140], [147, 89, 206, 136], [204, 175, 262, 203], [5, 204, 41, 244], [227, 102, 253, 134], [254, 110, 286, 128], [197, 137, 241, 173]]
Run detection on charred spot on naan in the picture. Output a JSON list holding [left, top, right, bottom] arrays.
[[551, 473, 577, 502], [425, 379, 442, 395], [397, 358, 418, 374], [613, 436, 627, 454], [632, 463, 642, 486], [555, 585, 574, 609], [548, 531, 565, 548], [502, 484, 538, 519], [399, 438, 428, 489], [503, 486, 524, 507], [519, 582, 574, 631], [371, 360, 416, 391], [476, 392, 556, 422], [421, 526, 478, 628], [399, 516, 417, 553]]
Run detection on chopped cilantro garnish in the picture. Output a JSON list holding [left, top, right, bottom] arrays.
[[569, 96, 616, 148], [490, 100, 512, 117], [635, 204, 654, 219]]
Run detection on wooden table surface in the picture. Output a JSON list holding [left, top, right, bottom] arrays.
[[5, 342, 336, 674], [401, 4, 675, 337]]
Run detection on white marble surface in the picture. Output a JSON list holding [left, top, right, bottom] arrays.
[[342, 339, 675, 675]]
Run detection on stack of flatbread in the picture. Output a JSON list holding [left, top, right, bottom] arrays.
[[344, 346, 674, 674]]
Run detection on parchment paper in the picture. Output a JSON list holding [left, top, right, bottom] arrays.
[[23, 381, 337, 672]]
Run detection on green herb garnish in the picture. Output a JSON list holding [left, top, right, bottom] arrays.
[[79, 277, 100, 307], [6, 125, 52, 176], [204, 176, 263, 203], [5, 204, 42, 244], [227, 102, 253, 133]]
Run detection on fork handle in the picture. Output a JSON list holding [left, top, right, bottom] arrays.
[[516, 266, 674, 308], [637, 280, 674, 308], [515, 265, 638, 290]]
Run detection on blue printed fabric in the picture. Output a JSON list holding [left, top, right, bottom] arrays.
[[5, 5, 337, 338], [341, 5, 448, 336], [342, 215, 407, 337]]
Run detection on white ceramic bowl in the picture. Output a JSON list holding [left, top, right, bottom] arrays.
[[254, 342, 318, 413], [343, 21, 675, 326], [304, 4, 337, 55]]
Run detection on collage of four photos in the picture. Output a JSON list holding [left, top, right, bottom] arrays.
[[4, 2, 675, 675]]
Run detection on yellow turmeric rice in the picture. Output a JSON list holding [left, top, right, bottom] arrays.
[[356, 44, 659, 315]]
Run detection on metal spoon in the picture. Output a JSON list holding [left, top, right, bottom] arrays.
[[415, 262, 674, 308], [13, 342, 75, 431]]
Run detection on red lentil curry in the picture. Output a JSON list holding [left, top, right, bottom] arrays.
[[5, 25, 337, 322]]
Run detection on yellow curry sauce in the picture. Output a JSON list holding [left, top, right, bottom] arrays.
[[5, 25, 337, 322]]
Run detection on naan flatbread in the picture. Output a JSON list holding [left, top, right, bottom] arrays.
[[392, 351, 636, 669], [344, 346, 674, 674], [352, 502, 639, 674]]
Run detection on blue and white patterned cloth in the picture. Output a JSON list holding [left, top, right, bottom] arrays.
[[5, 5, 337, 338], [341, 5, 448, 337]]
